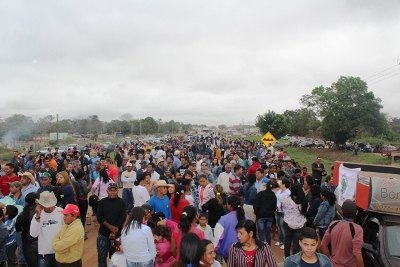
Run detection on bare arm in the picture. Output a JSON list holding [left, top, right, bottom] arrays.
[[354, 253, 364, 267]]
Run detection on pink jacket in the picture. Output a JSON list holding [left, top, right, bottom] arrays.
[[198, 183, 214, 208], [91, 178, 113, 200]]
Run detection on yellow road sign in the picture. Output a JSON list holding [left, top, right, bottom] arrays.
[[261, 132, 276, 147]]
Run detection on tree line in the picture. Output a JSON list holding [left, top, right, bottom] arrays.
[[0, 114, 192, 142], [256, 76, 400, 144]]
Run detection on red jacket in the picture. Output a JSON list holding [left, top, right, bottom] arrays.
[[0, 174, 20, 196], [247, 162, 261, 176]]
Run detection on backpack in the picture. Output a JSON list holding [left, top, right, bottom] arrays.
[[328, 220, 355, 254]]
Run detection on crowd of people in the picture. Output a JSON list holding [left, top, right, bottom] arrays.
[[0, 135, 365, 267]]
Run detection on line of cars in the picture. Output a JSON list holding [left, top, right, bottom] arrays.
[[283, 135, 329, 148]]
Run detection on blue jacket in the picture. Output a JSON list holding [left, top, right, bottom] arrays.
[[284, 252, 332, 267], [216, 211, 238, 259], [313, 200, 335, 228]]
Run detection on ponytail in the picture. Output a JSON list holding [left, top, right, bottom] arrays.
[[179, 205, 197, 234], [228, 195, 245, 222]]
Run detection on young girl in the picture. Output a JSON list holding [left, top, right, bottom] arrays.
[[154, 225, 176, 267], [198, 174, 214, 209], [196, 212, 214, 242], [171, 205, 205, 260]]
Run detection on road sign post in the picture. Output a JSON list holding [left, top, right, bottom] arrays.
[[261, 132, 277, 147]]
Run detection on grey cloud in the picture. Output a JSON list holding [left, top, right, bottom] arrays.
[[0, 0, 399, 125]]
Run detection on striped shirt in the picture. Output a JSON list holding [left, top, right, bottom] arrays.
[[228, 240, 277, 267]]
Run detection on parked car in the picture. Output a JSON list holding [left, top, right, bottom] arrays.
[[314, 139, 325, 148], [57, 146, 68, 154], [36, 147, 52, 155], [357, 211, 400, 267], [299, 140, 314, 148]]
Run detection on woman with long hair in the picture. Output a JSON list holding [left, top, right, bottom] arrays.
[[91, 169, 113, 200], [121, 207, 156, 267], [56, 171, 77, 207], [214, 195, 245, 261], [313, 190, 336, 239], [282, 183, 307, 258], [170, 185, 190, 223], [201, 184, 226, 229], [171, 205, 205, 260], [228, 220, 277, 267], [172, 233, 202, 267]]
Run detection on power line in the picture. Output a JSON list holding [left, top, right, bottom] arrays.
[[366, 67, 400, 82], [369, 71, 400, 85], [365, 63, 400, 80]]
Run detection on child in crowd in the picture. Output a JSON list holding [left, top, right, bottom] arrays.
[[154, 225, 176, 267], [198, 174, 214, 208], [284, 227, 332, 267], [196, 212, 214, 242], [4, 205, 19, 267], [109, 238, 126, 267]]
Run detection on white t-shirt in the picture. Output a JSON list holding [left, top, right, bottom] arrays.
[[121, 170, 137, 189], [121, 224, 156, 262], [132, 185, 150, 207], [30, 207, 64, 255]]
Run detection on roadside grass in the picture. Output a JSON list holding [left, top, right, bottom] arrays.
[[284, 147, 395, 172], [0, 148, 13, 162]]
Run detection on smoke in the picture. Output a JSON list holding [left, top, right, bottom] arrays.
[[0, 115, 36, 148]]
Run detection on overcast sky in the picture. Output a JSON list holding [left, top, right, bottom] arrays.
[[0, 0, 399, 126]]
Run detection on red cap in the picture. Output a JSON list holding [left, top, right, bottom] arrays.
[[61, 204, 80, 217]]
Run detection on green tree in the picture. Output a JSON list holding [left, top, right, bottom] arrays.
[[283, 108, 320, 136], [141, 117, 158, 134], [301, 76, 387, 144], [255, 111, 290, 138]]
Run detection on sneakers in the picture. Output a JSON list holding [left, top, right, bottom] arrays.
[[274, 241, 280, 246], [280, 244, 284, 250]]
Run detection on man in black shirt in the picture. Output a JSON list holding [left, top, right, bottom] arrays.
[[96, 183, 126, 267]]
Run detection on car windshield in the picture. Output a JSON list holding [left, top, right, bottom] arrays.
[[385, 222, 400, 257]]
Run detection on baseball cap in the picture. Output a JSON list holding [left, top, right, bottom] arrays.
[[61, 204, 80, 217], [107, 183, 118, 190]]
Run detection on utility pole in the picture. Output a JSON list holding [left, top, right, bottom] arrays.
[[56, 113, 59, 143], [139, 119, 142, 136]]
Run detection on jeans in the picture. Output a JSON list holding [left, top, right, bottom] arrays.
[[126, 259, 154, 267], [122, 188, 134, 213], [6, 242, 17, 267], [283, 222, 303, 258], [256, 217, 274, 245], [23, 240, 38, 267], [276, 212, 285, 243], [17, 231, 27, 264], [77, 198, 88, 227], [97, 234, 110, 267], [38, 254, 57, 267]]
